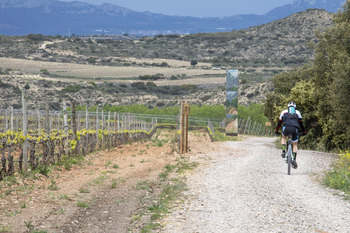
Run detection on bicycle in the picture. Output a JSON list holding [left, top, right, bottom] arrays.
[[285, 137, 295, 175], [276, 132, 303, 175]]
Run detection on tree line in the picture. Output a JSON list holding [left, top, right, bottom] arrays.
[[264, 1, 350, 151]]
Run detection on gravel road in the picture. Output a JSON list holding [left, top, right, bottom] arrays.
[[160, 137, 350, 233]]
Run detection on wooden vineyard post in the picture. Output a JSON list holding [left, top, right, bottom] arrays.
[[36, 108, 41, 133], [180, 101, 190, 154], [117, 113, 120, 132], [63, 102, 69, 155], [72, 102, 77, 140], [5, 109, 8, 131], [22, 89, 29, 172], [96, 107, 99, 150], [46, 99, 50, 134], [108, 111, 111, 133], [101, 109, 104, 149], [85, 104, 89, 149], [108, 111, 111, 149], [22, 89, 28, 172], [77, 112, 81, 132], [85, 105, 89, 129], [56, 113, 60, 131], [10, 107, 13, 133], [114, 112, 117, 133], [72, 102, 78, 154]]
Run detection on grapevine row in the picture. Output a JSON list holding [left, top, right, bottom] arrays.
[[0, 99, 157, 179]]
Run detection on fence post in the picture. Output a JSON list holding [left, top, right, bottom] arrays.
[[72, 102, 77, 154], [180, 101, 190, 154], [101, 109, 105, 148], [46, 99, 50, 134], [117, 113, 120, 132], [243, 119, 249, 135], [10, 107, 13, 133], [108, 111, 111, 133], [57, 113, 61, 131], [252, 122, 256, 135], [36, 108, 41, 133], [85, 105, 89, 129], [5, 109, 8, 131], [22, 89, 28, 172], [96, 107, 99, 150], [77, 112, 80, 132], [85, 105, 89, 148], [114, 112, 117, 133], [72, 102, 77, 140], [63, 102, 69, 155]]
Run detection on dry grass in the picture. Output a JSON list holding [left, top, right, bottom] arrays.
[[0, 57, 225, 81]]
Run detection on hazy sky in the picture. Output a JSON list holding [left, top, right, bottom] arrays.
[[60, 0, 294, 17]]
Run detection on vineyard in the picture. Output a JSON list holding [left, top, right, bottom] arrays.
[[0, 99, 157, 180], [0, 87, 275, 180]]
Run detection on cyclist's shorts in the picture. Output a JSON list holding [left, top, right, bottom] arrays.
[[282, 126, 299, 142]]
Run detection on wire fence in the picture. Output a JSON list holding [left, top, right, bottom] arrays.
[[207, 118, 274, 141], [0, 97, 274, 179], [0, 104, 157, 179]]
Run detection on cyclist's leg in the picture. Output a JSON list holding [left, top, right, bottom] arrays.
[[292, 141, 298, 154], [281, 127, 287, 158], [291, 128, 299, 168], [291, 128, 299, 155]]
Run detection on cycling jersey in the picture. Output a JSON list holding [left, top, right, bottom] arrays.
[[276, 109, 305, 133], [279, 109, 302, 128]]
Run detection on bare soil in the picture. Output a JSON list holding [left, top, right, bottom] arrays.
[[0, 57, 225, 80], [0, 129, 212, 233]]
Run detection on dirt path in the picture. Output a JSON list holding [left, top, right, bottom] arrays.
[[160, 137, 350, 232], [1, 135, 348, 232], [0, 129, 184, 232]]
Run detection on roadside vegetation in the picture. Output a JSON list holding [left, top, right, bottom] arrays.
[[264, 3, 350, 152], [324, 150, 350, 195], [262, 2, 350, 195], [131, 156, 199, 232]]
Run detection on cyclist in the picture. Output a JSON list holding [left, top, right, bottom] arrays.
[[275, 101, 306, 169]]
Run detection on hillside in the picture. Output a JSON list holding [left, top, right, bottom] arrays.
[[0, 9, 334, 109], [0, 0, 339, 36], [0, 9, 333, 67]]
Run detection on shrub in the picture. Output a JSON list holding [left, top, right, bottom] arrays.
[[62, 84, 82, 93], [160, 62, 168, 67], [191, 60, 198, 67], [24, 82, 30, 90], [131, 82, 147, 90], [146, 82, 158, 92], [139, 75, 164, 80], [26, 34, 46, 41], [324, 150, 350, 193], [40, 69, 50, 75]]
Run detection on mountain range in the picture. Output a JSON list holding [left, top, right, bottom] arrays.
[[0, 0, 346, 36]]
